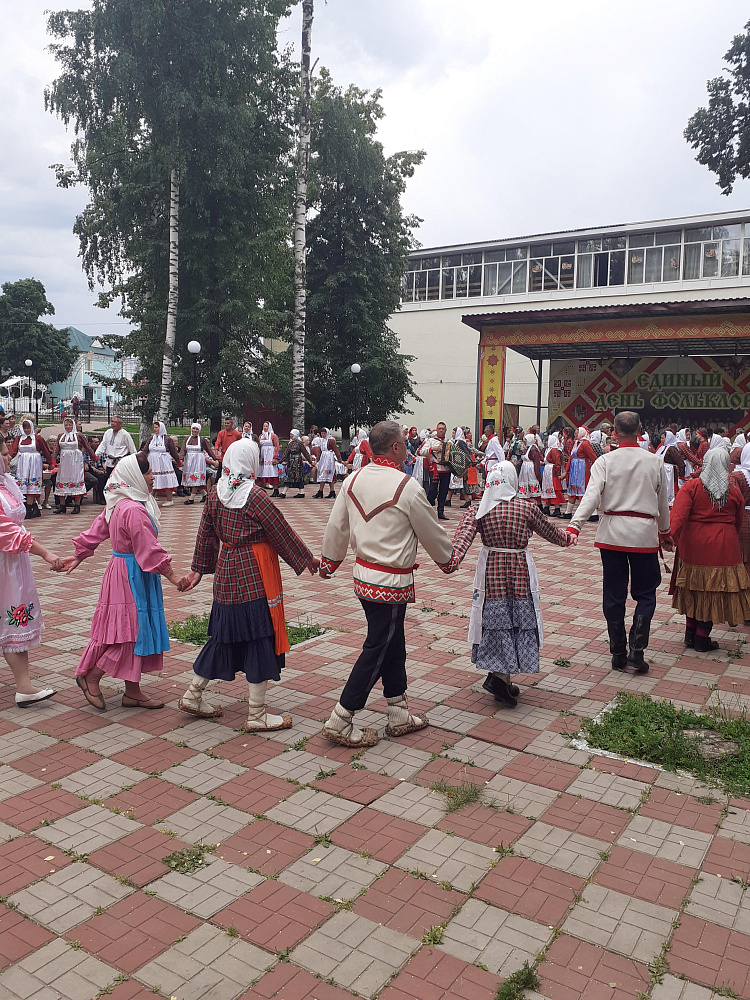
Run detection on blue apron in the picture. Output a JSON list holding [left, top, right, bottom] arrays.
[[112, 516, 170, 656], [567, 444, 586, 498]]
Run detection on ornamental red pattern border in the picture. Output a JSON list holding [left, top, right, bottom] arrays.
[[353, 579, 415, 604], [319, 556, 342, 576]]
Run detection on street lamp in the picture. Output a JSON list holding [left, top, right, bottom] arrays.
[[187, 341, 201, 423], [24, 359, 37, 425], [350, 363, 361, 441]]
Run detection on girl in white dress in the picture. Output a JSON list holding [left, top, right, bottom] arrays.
[[313, 429, 342, 498], [9, 419, 52, 519], [54, 417, 97, 514], [257, 421, 280, 495], [517, 434, 542, 501], [179, 423, 218, 504], [0, 438, 60, 706], [142, 421, 179, 506]]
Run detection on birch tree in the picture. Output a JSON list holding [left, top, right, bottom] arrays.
[[158, 161, 180, 423], [292, 0, 314, 432]]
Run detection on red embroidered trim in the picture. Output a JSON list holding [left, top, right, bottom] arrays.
[[355, 557, 416, 574], [353, 579, 415, 603], [320, 556, 342, 575], [348, 474, 412, 523], [372, 456, 402, 470], [595, 543, 659, 552], [617, 442, 640, 448]]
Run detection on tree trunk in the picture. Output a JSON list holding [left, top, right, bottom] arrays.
[[158, 160, 180, 424], [291, 0, 314, 433]]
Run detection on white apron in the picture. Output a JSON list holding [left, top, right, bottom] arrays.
[[468, 545, 544, 649], [352, 441, 366, 471], [259, 435, 277, 479], [317, 445, 336, 483], [183, 440, 207, 488], [148, 437, 178, 490], [56, 438, 86, 496], [518, 456, 540, 498], [0, 483, 43, 652], [663, 463, 675, 507], [16, 441, 43, 497]]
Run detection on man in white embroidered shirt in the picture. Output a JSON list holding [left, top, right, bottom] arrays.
[[319, 420, 458, 748], [95, 416, 136, 481], [567, 410, 673, 675]]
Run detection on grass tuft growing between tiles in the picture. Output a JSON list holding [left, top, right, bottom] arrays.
[[168, 612, 323, 647], [581, 691, 750, 797], [430, 778, 484, 813], [495, 961, 540, 1000]]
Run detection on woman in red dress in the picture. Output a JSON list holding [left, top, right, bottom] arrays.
[[541, 432, 565, 517], [669, 448, 750, 651], [562, 427, 598, 520], [730, 442, 750, 587]]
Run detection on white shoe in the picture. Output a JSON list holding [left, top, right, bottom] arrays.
[[42, 503, 52, 510], [161, 500, 174, 507], [15, 688, 56, 708]]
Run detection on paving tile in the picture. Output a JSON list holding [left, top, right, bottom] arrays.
[[499, 753, 582, 792], [370, 781, 448, 826], [687, 872, 750, 932], [436, 801, 532, 847], [540, 793, 632, 842], [594, 845, 697, 909], [423, 705, 487, 734], [0, 782, 83, 832], [110, 735, 198, 772], [66, 891, 202, 974], [9, 860, 133, 932], [88, 826, 192, 886], [0, 728, 58, 763], [145, 857, 263, 918], [394, 828, 495, 891], [70, 722, 154, 757], [617, 815, 712, 868], [641, 786, 724, 835], [266, 787, 362, 835], [354, 866, 464, 938], [670, 914, 750, 997], [588, 754, 660, 783], [441, 736, 519, 772], [0, 936, 117, 1000], [241, 963, 357, 1000], [0, 763, 43, 801], [12, 741, 98, 781], [290, 910, 419, 999], [162, 718, 238, 751], [483, 774, 560, 818], [564, 882, 677, 963], [331, 807, 427, 864], [358, 741, 433, 779], [719, 806, 750, 845], [309, 763, 400, 804], [379, 947, 500, 1000], [524, 730, 590, 765], [32, 804, 142, 854], [135, 922, 273, 1000], [412, 756, 495, 791], [279, 843, 387, 900], [217, 818, 313, 875], [475, 854, 585, 926], [256, 748, 342, 784], [59, 758, 148, 799], [467, 717, 540, 750], [212, 768, 294, 814], [0, 902, 55, 967], [29, 708, 111, 741], [654, 769, 719, 799], [104, 775, 199, 825], [155, 797, 250, 845], [704, 836, 750, 880], [160, 751, 246, 794], [515, 821, 609, 878], [0, 832, 73, 894], [438, 897, 553, 974], [651, 974, 723, 999], [206, 733, 285, 768], [537, 934, 650, 1000], [212, 880, 334, 950], [565, 767, 650, 809]]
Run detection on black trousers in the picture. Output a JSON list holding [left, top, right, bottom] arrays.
[[600, 549, 661, 622], [427, 471, 451, 515], [339, 600, 408, 712]]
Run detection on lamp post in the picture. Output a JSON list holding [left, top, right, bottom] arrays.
[[350, 363, 361, 442], [187, 341, 201, 423], [24, 359, 37, 424]]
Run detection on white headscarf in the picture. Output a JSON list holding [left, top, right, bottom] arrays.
[[590, 430, 602, 447], [260, 422, 274, 443], [152, 421, 167, 447], [734, 433, 746, 450], [700, 447, 731, 509], [476, 461, 518, 520], [242, 423, 253, 439], [20, 419, 35, 446], [676, 428, 688, 444], [575, 426, 590, 442], [190, 422, 201, 439], [61, 417, 78, 444], [216, 439, 259, 509], [655, 430, 677, 457], [709, 433, 725, 451], [104, 454, 161, 529], [545, 432, 559, 460], [740, 443, 750, 486], [290, 428, 301, 439], [455, 427, 465, 442]]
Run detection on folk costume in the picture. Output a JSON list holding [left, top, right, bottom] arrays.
[[731, 443, 750, 580], [95, 424, 137, 478], [280, 429, 311, 498], [9, 421, 51, 516], [567, 440, 671, 673], [314, 432, 342, 497], [72, 455, 174, 710], [675, 429, 697, 485], [142, 423, 179, 497], [655, 430, 679, 508], [54, 418, 96, 513], [258, 423, 280, 493], [563, 427, 598, 514], [319, 453, 457, 747], [451, 462, 568, 708], [348, 429, 373, 472], [669, 448, 750, 650], [180, 423, 217, 503], [421, 433, 452, 518], [180, 439, 314, 730], [541, 433, 565, 515], [517, 433, 542, 501]]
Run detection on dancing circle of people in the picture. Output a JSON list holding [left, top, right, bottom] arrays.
[[2, 411, 749, 741]]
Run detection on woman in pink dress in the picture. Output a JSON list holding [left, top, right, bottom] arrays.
[[62, 453, 183, 710], [0, 437, 61, 706]]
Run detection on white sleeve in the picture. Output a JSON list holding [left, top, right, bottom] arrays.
[[95, 431, 108, 458], [125, 431, 136, 455]]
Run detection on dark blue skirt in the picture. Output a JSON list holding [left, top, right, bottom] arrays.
[[192, 598, 284, 684]]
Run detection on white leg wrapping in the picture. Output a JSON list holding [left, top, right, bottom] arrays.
[[386, 693, 424, 729], [246, 680, 285, 731], [324, 702, 363, 743], [182, 674, 210, 709]]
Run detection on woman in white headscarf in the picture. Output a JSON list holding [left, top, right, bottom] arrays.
[[179, 423, 218, 505], [562, 426, 598, 519], [517, 432, 543, 504], [62, 453, 183, 710], [257, 421, 281, 496], [9, 419, 52, 519], [140, 421, 179, 506], [730, 442, 750, 584], [313, 429, 342, 499], [53, 416, 97, 515], [669, 447, 750, 651], [656, 430, 679, 508], [280, 429, 312, 499], [541, 432, 565, 517], [0, 436, 61, 707], [347, 428, 372, 473], [449, 461, 572, 707], [178, 439, 319, 729]]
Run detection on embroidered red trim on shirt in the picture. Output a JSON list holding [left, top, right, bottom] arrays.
[[355, 557, 416, 574], [353, 579, 415, 604], [617, 441, 640, 448], [320, 556, 342, 575], [372, 456, 402, 470], [348, 474, 412, 523]]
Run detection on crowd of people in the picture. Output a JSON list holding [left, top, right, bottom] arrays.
[[1, 410, 749, 754]]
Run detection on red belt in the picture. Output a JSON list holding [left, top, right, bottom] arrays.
[[355, 557, 417, 574], [601, 510, 655, 519]]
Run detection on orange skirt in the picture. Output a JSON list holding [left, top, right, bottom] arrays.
[[252, 542, 290, 655]]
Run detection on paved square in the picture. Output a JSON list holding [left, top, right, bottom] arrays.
[[370, 781, 448, 826], [0, 937, 117, 1000], [279, 843, 387, 899], [155, 797, 249, 844], [439, 898, 553, 975], [564, 883, 677, 963], [354, 866, 465, 938], [394, 828, 495, 891], [617, 815, 713, 868], [266, 787, 362, 834], [515, 820, 609, 877], [59, 758, 148, 799], [212, 880, 334, 950], [9, 861, 133, 933], [32, 804, 142, 854], [145, 857, 263, 917], [686, 872, 750, 933]]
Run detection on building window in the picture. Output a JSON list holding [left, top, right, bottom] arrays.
[[628, 231, 681, 283], [576, 236, 626, 288], [684, 224, 741, 279]]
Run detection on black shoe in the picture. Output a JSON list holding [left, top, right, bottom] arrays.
[[200, 494, 207, 503], [482, 674, 517, 708], [482, 672, 520, 699], [685, 628, 696, 648], [53, 506, 66, 514], [589, 515, 599, 523], [295, 493, 306, 498], [438, 514, 449, 520], [460, 501, 472, 508], [611, 653, 629, 671], [30, 505, 41, 519], [71, 506, 81, 514], [694, 635, 720, 652], [271, 489, 280, 497], [445, 500, 452, 507], [313, 490, 324, 498], [627, 615, 652, 673], [562, 512, 572, 520], [607, 619, 628, 672], [184, 498, 195, 505], [327, 491, 335, 499]]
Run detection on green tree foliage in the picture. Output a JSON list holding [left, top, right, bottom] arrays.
[[685, 20, 750, 194], [45, 0, 296, 428], [304, 70, 424, 434], [0, 279, 78, 387]]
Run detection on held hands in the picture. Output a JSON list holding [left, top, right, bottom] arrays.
[[565, 532, 578, 547], [44, 551, 65, 572], [61, 555, 83, 574], [179, 570, 202, 592], [661, 537, 674, 553], [306, 557, 320, 576]]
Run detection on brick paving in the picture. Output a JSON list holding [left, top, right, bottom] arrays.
[[1, 497, 750, 998]]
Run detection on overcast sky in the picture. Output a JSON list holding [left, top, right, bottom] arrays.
[[2, 0, 750, 334]]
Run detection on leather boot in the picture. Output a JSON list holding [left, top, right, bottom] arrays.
[[607, 619, 628, 671], [481, 674, 517, 708], [627, 615, 651, 673], [684, 627, 695, 648], [694, 623, 719, 652]]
